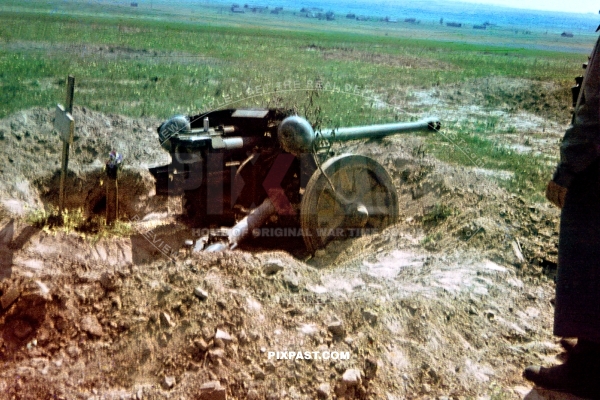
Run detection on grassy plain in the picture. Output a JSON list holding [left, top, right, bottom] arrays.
[[0, 0, 595, 198]]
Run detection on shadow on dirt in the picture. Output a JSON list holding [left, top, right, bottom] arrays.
[[0, 219, 40, 280], [0, 292, 47, 360], [130, 223, 190, 264], [238, 234, 309, 259]]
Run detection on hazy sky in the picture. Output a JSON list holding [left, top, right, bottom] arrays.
[[456, 0, 598, 13]]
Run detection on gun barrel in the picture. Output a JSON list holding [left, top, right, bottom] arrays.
[[320, 117, 440, 141], [277, 116, 441, 156]]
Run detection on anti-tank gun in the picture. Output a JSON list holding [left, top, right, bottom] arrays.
[[150, 108, 440, 253]]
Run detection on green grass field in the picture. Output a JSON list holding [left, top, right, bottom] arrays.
[[0, 0, 594, 199]]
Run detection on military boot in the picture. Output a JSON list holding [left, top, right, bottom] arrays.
[[523, 339, 600, 399]]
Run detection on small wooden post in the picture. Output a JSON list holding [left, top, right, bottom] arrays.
[[105, 151, 121, 225], [55, 76, 75, 218], [106, 177, 119, 225], [105, 174, 118, 224]]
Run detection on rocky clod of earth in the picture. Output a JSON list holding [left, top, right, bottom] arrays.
[[194, 286, 209, 300], [317, 382, 331, 399], [159, 311, 175, 328], [364, 357, 379, 379], [337, 369, 363, 397], [163, 375, 176, 390], [362, 309, 378, 325], [80, 314, 103, 337], [199, 380, 227, 400], [215, 329, 233, 342], [327, 320, 346, 338], [0, 107, 568, 398]]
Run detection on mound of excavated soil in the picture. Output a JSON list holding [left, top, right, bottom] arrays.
[[0, 222, 561, 400], [0, 105, 576, 400]]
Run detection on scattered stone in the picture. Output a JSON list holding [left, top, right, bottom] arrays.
[[202, 326, 215, 341], [160, 283, 172, 294], [336, 369, 362, 397], [264, 361, 276, 372], [208, 348, 225, 360], [248, 330, 260, 341], [317, 382, 331, 399], [163, 375, 176, 390], [168, 272, 185, 286], [327, 321, 346, 337], [13, 320, 33, 339], [194, 287, 208, 300], [215, 329, 233, 342], [238, 329, 249, 344], [67, 345, 81, 358], [80, 315, 103, 337], [216, 299, 227, 308], [253, 366, 266, 380], [282, 272, 299, 291], [100, 271, 120, 291], [263, 259, 285, 275], [140, 339, 155, 362], [160, 312, 175, 328], [342, 369, 362, 386], [195, 338, 209, 352], [111, 295, 122, 310], [362, 309, 378, 324], [199, 380, 226, 400], [1, 285, 20, 310], [364, 357, 378, 379], [315, 249, 326, 258], [247, 389, 260, 400]]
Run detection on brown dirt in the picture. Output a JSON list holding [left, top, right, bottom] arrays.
[[0, 100, 583, 400], [392, 77, 573, 125]]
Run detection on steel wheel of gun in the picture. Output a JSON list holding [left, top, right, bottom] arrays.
[[300, 154, 399, 254]]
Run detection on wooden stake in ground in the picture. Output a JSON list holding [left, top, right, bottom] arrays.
[[55, 76, 75, 218], [105, 150, 123, 224], [105, 176, 118, 224]]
